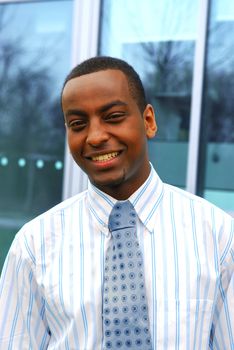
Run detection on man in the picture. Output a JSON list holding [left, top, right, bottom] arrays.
[[0, 56, 233, 349]]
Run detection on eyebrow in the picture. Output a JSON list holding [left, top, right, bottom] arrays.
[[65, 100, 128, 118], [65, 109, 87, 118], [99, 100, 128, 113]]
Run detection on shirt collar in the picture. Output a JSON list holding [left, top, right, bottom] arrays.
[[87, 163, 164, 235]]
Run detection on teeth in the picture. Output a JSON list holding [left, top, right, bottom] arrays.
[[92, 152, 119, 162]]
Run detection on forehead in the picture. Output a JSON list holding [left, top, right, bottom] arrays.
[[62, 69, 132, 106]]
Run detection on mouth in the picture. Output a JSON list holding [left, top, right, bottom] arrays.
[[91, 151, 120, 162]]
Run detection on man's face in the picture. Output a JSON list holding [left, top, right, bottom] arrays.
[[62, 69, 157, 199]]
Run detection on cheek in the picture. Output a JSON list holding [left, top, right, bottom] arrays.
[[126, 129, 147, 150], [131, 138, 148, 163], [120, 124, 145, 142], [67, 133, 82, 152]]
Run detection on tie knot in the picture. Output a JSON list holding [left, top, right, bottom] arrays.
[[108, 200, 137, 232]]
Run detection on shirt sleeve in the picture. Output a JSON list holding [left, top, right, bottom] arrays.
[[0, 227, 51, 349], [210, 218, 234, 349]]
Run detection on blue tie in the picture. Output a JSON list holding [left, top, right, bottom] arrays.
[[102, 200, 153, 349]]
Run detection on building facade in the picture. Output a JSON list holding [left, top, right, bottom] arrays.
[[0, 0, 233, 270]]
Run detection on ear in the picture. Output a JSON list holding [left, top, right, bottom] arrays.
[[143, 104, 157, 139]]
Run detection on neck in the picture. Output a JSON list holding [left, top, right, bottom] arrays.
[[91, 163, 152, 200]]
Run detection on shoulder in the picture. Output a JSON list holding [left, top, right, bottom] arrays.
[[164, 182, 232, 219], [14, 190, 88, 246], [40, 189, 88, 217], [163, 183, 233, 261], [4, 190, 89, 271]]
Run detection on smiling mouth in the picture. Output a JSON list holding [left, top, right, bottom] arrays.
[[91, 152, 120, 162]]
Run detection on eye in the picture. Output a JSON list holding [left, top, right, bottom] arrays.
[[67, 118, 87, 131], [105, 112, 125, 122]]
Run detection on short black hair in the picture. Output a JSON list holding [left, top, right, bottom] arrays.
[[62, 56, 147, 113]]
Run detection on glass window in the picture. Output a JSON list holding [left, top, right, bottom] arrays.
[[198, 0, 234, 213], [0, 0, 73, 271], [99, 0, 199, 188]]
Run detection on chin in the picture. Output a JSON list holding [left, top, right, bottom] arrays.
[[91, 173, 126, 190]]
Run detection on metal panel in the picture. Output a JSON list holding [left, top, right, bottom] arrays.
[[62, 0, 101, 199], [186, 0, 210, 194]]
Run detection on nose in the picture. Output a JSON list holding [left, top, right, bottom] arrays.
[[86, 118, 109, 147]]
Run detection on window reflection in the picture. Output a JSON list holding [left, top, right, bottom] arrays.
[[0, 0, 72, 270], [199, 0, 234, 212], [99, 0, 199, 187]]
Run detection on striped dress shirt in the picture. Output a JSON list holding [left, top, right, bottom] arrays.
[[0, 165, 233, 349]]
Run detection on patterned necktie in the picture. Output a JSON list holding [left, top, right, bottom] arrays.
[[102, 200, 153, 349]]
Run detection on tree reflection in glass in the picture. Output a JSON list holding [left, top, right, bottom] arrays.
[[0, 1, 72, 227]]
